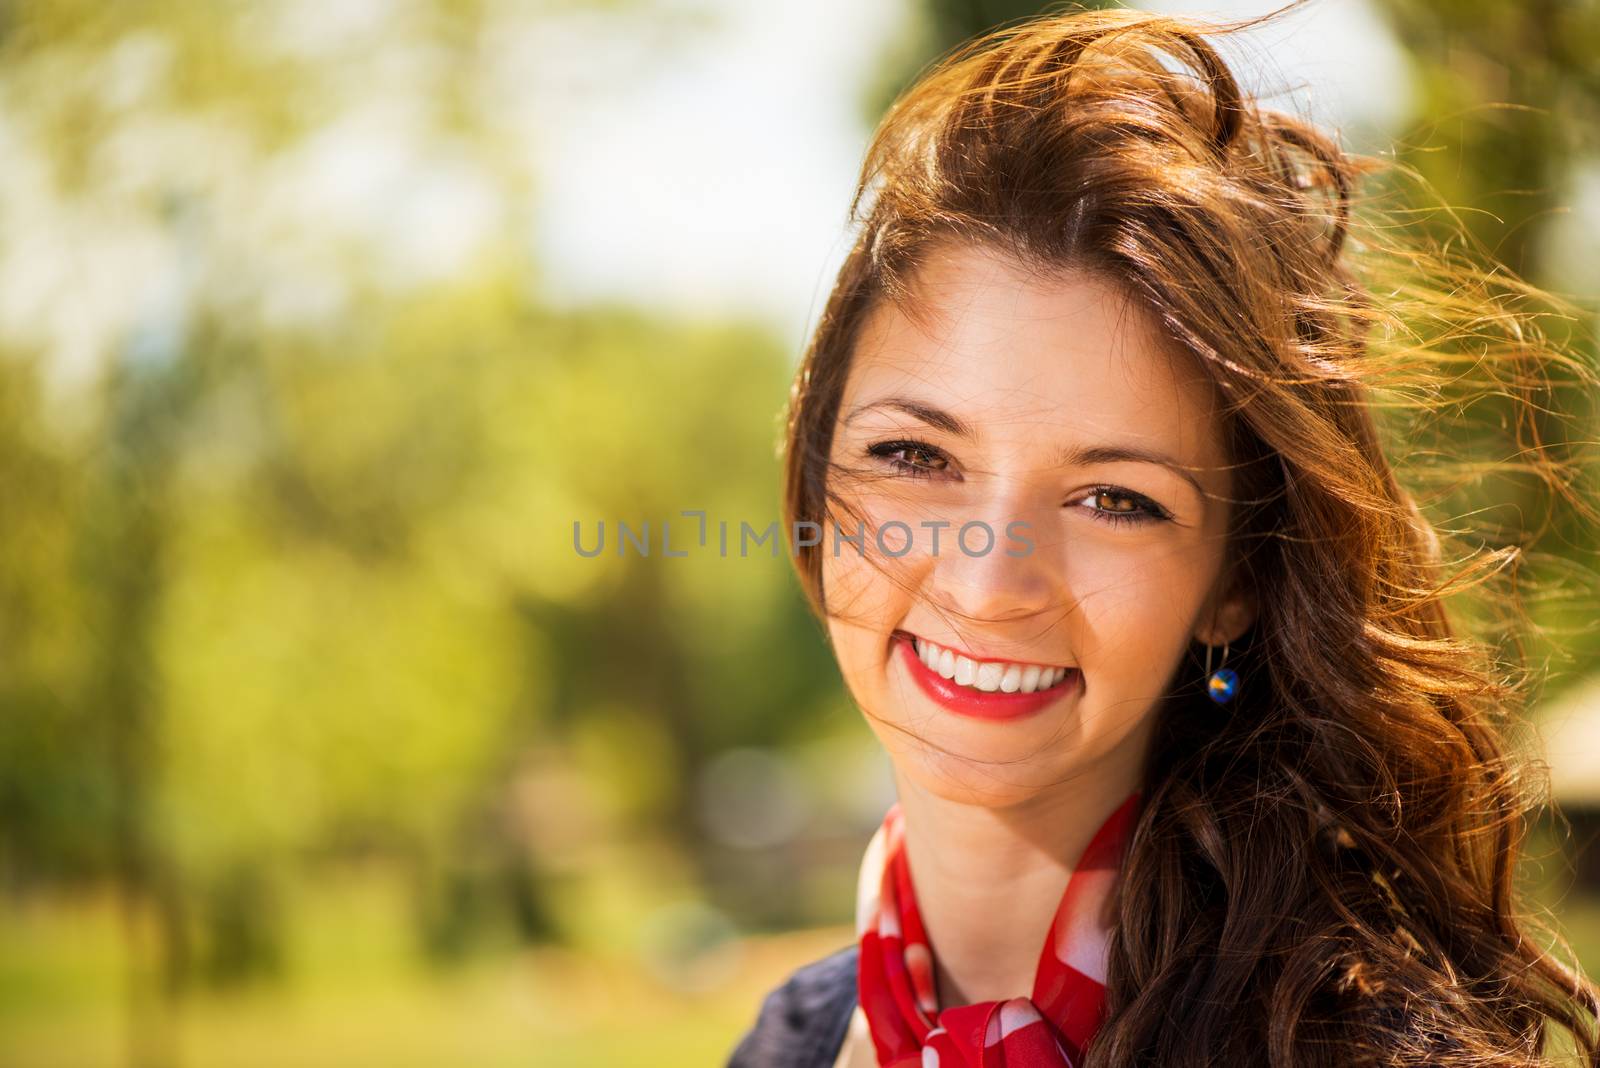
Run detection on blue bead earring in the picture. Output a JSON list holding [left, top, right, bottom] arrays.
[[1205, 640, 1238, 704]]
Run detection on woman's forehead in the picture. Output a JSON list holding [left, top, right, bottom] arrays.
[[846, 247, 1227, 462]]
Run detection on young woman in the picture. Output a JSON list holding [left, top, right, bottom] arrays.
[[728, 6, 1600, 1066]]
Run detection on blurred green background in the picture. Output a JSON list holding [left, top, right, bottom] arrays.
[[0, 1, 1597, 1066]]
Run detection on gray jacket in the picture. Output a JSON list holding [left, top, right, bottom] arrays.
[[725, 944, 859, 1068]]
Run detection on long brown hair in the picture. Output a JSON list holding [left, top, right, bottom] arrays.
[[779, 3, 1600, 1064]]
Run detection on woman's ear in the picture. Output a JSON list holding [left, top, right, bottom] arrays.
[[1195, 576, 1256, 647]]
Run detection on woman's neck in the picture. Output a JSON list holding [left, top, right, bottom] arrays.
[[887, 753, 1145, 1007]]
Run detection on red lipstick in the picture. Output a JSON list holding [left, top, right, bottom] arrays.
[[893, 633, 1080, 722]]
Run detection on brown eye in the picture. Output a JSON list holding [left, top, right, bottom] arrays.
[[1074, 486, 1170, 527], [1094, 491, 1139, 512], [894, 445, 947, 471], [868, 440, 951, 479]]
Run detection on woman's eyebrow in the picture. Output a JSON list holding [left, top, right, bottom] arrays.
[[846, 396, 1205, 498], [845, 398, 974, 439], [1054, 443, 1206, 498]]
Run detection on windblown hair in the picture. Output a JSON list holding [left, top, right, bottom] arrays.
[[779, 3, 1600, 1065]]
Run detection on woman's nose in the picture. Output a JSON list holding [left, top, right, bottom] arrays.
[[923, 504, 1061, 624]]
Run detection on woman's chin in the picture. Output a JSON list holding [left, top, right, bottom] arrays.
[[887, 739, 1074, 809]]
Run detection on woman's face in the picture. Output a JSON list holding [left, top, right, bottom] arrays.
[[821, 243, 1253, 808]]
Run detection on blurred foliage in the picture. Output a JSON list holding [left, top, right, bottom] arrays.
[[1363, 0, 1600, 683], [860, 0, 1119, 121], [1376, 0, 1599, 283], [0, 0, 1595, 1066], [0, 1, 861, 1064]]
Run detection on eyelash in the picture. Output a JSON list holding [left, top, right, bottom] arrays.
[[865, 439, 1172, 527]]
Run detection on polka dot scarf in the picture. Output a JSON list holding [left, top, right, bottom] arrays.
[[856, 791, 1142, 1068]]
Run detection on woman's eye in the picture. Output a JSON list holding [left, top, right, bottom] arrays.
[[867, 440, 951, 479], [1076, 487, 1170, 527]]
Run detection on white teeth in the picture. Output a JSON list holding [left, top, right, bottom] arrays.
[[907, 636, 1072, 696], [1020, 664, 1042, 693], [975, 661, 1004, 692]]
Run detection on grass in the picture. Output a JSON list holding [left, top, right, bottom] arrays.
[[0, 871, 854, 1068], [6, 840, 1600, 1067]]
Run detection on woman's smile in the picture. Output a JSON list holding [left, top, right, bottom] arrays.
[[891, 630, 1082, 722]]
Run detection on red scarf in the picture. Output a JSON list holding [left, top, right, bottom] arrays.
[[857, 791, 1141, 1067]]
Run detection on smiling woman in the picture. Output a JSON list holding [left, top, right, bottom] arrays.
[[823, 255, 1243, 818], [726, 5, 1600, 1068]]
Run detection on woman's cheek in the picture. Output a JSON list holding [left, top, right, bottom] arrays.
[[821, 552, 905, 699], [821, 546, 902, 631], [1066, 541, 1206, 669]]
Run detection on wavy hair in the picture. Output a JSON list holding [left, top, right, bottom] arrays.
[[779, 3, 1600, 1065]]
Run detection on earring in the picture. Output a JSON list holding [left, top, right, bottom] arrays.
[[1205, 639, 1238, 704]]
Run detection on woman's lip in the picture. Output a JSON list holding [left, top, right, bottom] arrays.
[[893, 633, 1079, 721]]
